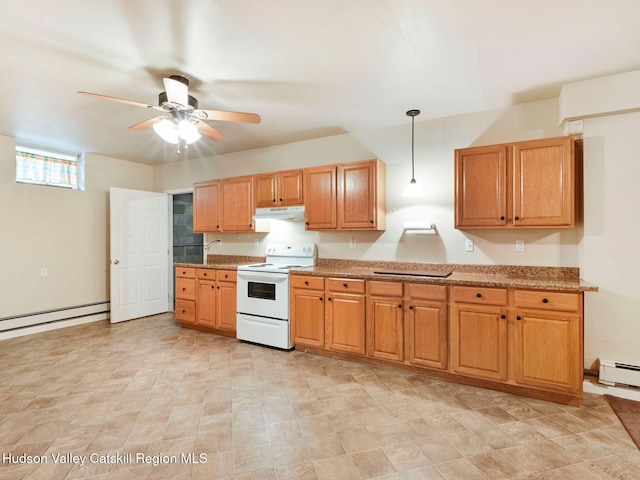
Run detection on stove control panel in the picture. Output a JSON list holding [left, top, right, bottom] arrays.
[[266, 243, 316, 257]]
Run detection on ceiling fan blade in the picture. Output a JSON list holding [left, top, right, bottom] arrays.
[[196, 109, 261, 124], [77, 91, 154, 109], [195, 120, 225, 142], [128, 116, 165, 131], [163, 77, 189, 107]]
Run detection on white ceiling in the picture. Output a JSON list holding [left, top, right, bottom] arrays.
[[1, 0, 639, 165]]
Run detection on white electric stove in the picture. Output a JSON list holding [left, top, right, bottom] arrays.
[[236, 243, 317, 349]]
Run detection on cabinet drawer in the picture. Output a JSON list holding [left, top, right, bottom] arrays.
[[327, 277, 366, 294], [514, 290, 580, 312], [451, 286, 507, 305], [291, 275, 325, 290], [175, 299, 195, 322], [368, 281, 403, 297], [196, 268, 216, 280], [176, 277, 196, 300], [406, 283, 447, 301], [216, 269, 237, 282], [176, 266, 195, 278]]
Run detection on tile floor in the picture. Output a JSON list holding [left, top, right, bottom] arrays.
[[1, 313, 639, 480]]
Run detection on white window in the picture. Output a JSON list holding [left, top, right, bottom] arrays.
[[15, 145, 85, 191]]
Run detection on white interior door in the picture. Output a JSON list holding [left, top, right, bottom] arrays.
[[110, 187, 169, 323]]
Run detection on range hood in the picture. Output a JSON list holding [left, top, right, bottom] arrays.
[[253, 205, 305, 221]]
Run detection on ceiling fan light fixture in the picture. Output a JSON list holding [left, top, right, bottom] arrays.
[[401, 109, 425, 198], [178, 120, 201, 144], [153, 118, 179, 144]]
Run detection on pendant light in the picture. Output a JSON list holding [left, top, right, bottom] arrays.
[[401, 109, 424, 197]]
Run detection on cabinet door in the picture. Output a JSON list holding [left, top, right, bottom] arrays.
[[513, 136, 574, 227], [405, 300, 448, 370], [216, 281, 237, 332], [277, 169, 304, 206], [291, 290, 325, 348], [221, 176, 254, 232], [514, 309, 580, 393], [455, 145, 508, 228], [254, 173, 277, 208], [197, 280, 217, 327], [367, 296, 404, 362], [450, 303, 508, 381], [338, 160, 382, 230], [304, 165, 337, 229], [326, 293, 366, 355], [193, 181, 221, 232]]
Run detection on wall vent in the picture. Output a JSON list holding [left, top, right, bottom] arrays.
[[599, 359, 640, 388]]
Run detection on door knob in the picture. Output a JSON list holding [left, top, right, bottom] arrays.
[[113, 260, 119, 265]]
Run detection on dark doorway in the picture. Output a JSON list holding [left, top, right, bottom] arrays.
[[172, 193, 203, 264]]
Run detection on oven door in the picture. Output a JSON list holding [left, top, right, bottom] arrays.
[[236, 270, 289, 320]]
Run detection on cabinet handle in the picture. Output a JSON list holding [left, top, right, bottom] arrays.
[[181, 309, 186, 314], [397, 304, 402, 308], [216, 225, 219, 229], [514, 216, 520, 221], [272, 199, 276, 203], [224, 274, 228, 278], [408, 305, 414, 310], [542, 298, 549, 303], [217, 286, 220, 289], [328, 297, 332, 301], [516, 315, 522, 320], [182, 287, 186, 291], [500, 216, 505, 221], [343, 283, 348, 288], [279, 198, 283, 202], [476, 293, 482, 298], [304, 281, 309, 285], [249, 223, 253, 227], [203, 272, 208, 277], [305, 222, 309, 225], [501, 314, 506, 319], [319, 297, 323, 301]]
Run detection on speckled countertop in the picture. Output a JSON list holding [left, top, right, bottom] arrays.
[[176, 255, 598, 292]]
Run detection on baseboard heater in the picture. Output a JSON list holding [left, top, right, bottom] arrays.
[[599, 358, 640, 388], [0, 301, 110, 334]]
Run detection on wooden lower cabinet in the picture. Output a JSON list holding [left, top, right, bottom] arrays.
[[367, 281, 404, 362], [325, 278, 366, 355], [404, 284, 448, 370], [176, 267, 236, 336], [513, 290, 582, 394], [291, 275, 326, 348], [175, 267, 196, 324]]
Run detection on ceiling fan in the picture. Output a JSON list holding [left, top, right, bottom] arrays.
[[78, 75, 261, 153]]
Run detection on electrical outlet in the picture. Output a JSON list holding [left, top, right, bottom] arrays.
[[516, 239, 525, 252], [254, 239, 260, 247], [40, 267, 48, 277], [349, 237, 356, 249], [465, 239, 474, 252]]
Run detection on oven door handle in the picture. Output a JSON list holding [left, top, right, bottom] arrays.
[[237, 271, 289, 283]]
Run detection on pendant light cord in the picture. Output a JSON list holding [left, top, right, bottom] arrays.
[[411, 114, 415, 179]]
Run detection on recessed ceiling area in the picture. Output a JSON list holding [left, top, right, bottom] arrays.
[[2, 0, 639, 165]]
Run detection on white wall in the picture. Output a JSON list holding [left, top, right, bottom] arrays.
[[155, 98, 574, 266], [580, 113, 640, 368], [0, 134, 154, 318]]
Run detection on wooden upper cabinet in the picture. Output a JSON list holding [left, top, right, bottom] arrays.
[[193, 180, 221, 232], [455, 135, 581, 229], [254, 169, 303, 208], [304, 159, 386, 231], [513, 136, 575, 227], [455, 145, 508, 228], [220, 175, 254, 232], [303, 165, 338, 230], [338, 159, 386, 230]]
